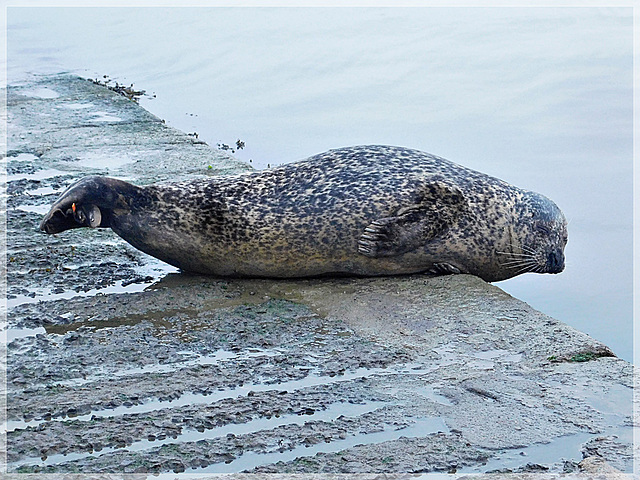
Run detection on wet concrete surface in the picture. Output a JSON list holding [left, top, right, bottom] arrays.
[[2, 75, 636, 478]]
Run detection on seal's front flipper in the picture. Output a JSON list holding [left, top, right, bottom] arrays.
[[428, 262, 461, 275], [358, 180, 466, 257]]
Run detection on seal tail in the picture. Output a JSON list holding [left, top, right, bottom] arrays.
[[40, 176, 139, 234]]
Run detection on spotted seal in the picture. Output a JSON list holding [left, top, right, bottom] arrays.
[[40, 145, 567, 282]]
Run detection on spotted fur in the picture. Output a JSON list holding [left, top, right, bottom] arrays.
[[40, 145, 568, 282]]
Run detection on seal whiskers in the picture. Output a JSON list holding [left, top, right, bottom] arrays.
[[495, 245, 541, 274], [520, 244, 539, 256]]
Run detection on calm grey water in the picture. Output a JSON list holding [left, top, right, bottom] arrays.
[[7, 7, 633, 361]]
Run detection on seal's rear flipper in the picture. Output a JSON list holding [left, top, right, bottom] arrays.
[[40, 176, 138, 234], [358, 180, 467, 257]]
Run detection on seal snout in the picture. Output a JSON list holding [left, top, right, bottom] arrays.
[[546, 250, 565, 274]]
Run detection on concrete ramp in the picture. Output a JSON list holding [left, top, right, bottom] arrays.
[[3, 75, 635, 477]]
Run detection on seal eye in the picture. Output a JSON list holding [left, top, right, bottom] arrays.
[[536, 224, 551, 236]]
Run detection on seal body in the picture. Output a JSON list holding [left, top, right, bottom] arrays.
[[40, 145, 567, 282]]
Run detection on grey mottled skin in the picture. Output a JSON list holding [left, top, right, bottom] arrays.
[[40, 145, 567, 282]]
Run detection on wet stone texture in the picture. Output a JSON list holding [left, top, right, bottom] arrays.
[[2, 75, 637, 479]]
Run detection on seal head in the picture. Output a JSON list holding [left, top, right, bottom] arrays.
[[497, 190, 568, 276]]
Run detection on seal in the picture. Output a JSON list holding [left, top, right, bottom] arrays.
[[40, 145, 567, 282]]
